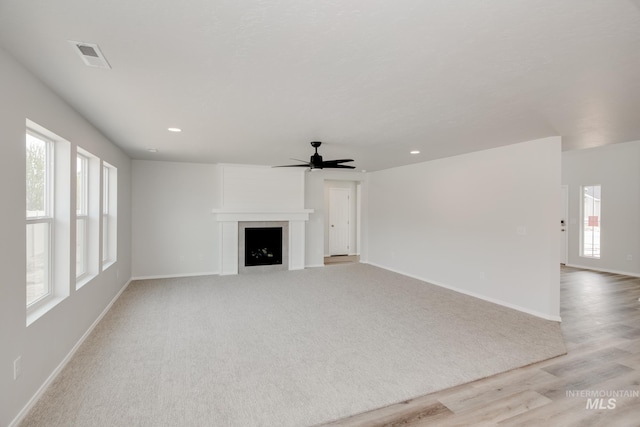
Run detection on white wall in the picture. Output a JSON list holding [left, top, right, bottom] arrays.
[[132, 163, 363, 275], [0, 48, 132, 427], [367, 137, 561, 320], [132, 160, 219, 278], [219, 164, 305, 210], [562, 141, 640, 276]]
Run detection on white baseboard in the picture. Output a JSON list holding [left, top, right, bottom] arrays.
[[305, 264, 325, 268], [324, 253, 359, 257], [363, 261, 562, 322], [130, 271, 219, 280], [565, 263, 640, 278], [9, 278, 133, 427]]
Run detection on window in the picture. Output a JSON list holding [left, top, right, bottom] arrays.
[[26, 132, 53, 306], [26, 121, 71, 323], [76, 153, 88, 278], [76, 148, 101, 287], [102, 162, 117, 266], [581, 185, 601, 258], [102, 165, 109, 264]]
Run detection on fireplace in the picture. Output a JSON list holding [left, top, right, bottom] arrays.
[[244, 227, 282, 266], [238, 221, 289, 273]]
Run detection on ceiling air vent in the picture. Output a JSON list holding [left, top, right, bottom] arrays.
[[68, 41, 111, 69]]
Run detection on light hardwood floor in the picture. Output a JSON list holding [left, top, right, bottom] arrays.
[[323, 266, 640, 426], [324, 255, 360, 265]]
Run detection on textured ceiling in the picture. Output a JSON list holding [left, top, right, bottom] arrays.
[[1, 0, 640, 171]]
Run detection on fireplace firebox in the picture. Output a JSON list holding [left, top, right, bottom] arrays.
[[238, 221, 289, 273], [244, 227, 283, 266]]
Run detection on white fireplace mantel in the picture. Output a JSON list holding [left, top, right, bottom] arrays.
[[211, 164, 312, 275], [211, 208, 313, 222], [212, 208, 313, 275]]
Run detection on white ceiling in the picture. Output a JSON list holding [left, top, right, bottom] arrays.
[[1, 0, 640, 171]]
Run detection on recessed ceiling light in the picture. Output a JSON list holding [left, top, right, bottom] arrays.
[[410, 150, 420, 154], [147, 148, 158, 153], [167, 127, 182, 132]]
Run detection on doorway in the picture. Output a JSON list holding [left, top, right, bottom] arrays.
[[329, 187, 350, 255], [324, 180, 361, 263]]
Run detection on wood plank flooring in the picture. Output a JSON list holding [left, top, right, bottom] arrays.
[[324, 255, 360, 265], [322, 266, 640, 426]]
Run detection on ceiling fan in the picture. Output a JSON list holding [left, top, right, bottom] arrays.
[[274, 141, 355, 170]]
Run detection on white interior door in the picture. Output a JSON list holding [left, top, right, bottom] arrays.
[[329, 187, 350, 255], [560, 185, 568, 265]]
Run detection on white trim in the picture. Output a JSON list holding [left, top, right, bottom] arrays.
[[363, 261, 563, 322], [102, 260, 116, 272], [356, 183, 362, 255], [10, 278, 133, 427], [565, 263, 640, 278], [579, 184, 602, 259], [75, 216, 89, 281], [130, 271, 219, 280], [25, 220, 54, 314], [211, 209, 313, 222], [101, 162, 117, 265], [305, 264, 325, 268], [560, 185, 568, 265], [75, 272, 97, 291], [323, 253, 358, 258], [26, 295, 67, 327]]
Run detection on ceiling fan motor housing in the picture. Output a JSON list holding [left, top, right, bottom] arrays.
[[310, 153, 323, 169]]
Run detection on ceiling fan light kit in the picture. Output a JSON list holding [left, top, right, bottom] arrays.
[[274, 141, 355, 170]]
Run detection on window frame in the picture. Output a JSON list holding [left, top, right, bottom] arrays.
[[102, 161, 117, 268], [580, 184, 602, 259], [26, 130, 55, 308], [102, 164, 109, 265], [26, 119, 71, 325], [76, 152, 89, 280]]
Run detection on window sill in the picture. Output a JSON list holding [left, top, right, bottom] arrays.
[[76, 273, 97, 290], [102, 260, 116, 271], [27, 295, 67, 326]]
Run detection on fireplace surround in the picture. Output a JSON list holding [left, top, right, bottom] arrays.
[[211, 208, 312, 275], [210, 164, 312, 275], [238, 221, 288, 273]]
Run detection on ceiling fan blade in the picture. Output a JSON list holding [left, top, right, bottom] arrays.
[[274, 141, 357, 170], [272, 164, 311, 168], [323, 164, 356, 169], [322, 159, 354, 165]]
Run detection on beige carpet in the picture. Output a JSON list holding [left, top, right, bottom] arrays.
[[21, 263, 566, 427]]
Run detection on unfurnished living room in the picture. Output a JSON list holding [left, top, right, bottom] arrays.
[[1, 1, 640, 426]]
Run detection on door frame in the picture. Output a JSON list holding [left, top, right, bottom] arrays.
[[560, 185, 568, 265], [323, 180, 361, 258], [328, 187, 351, 255]]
